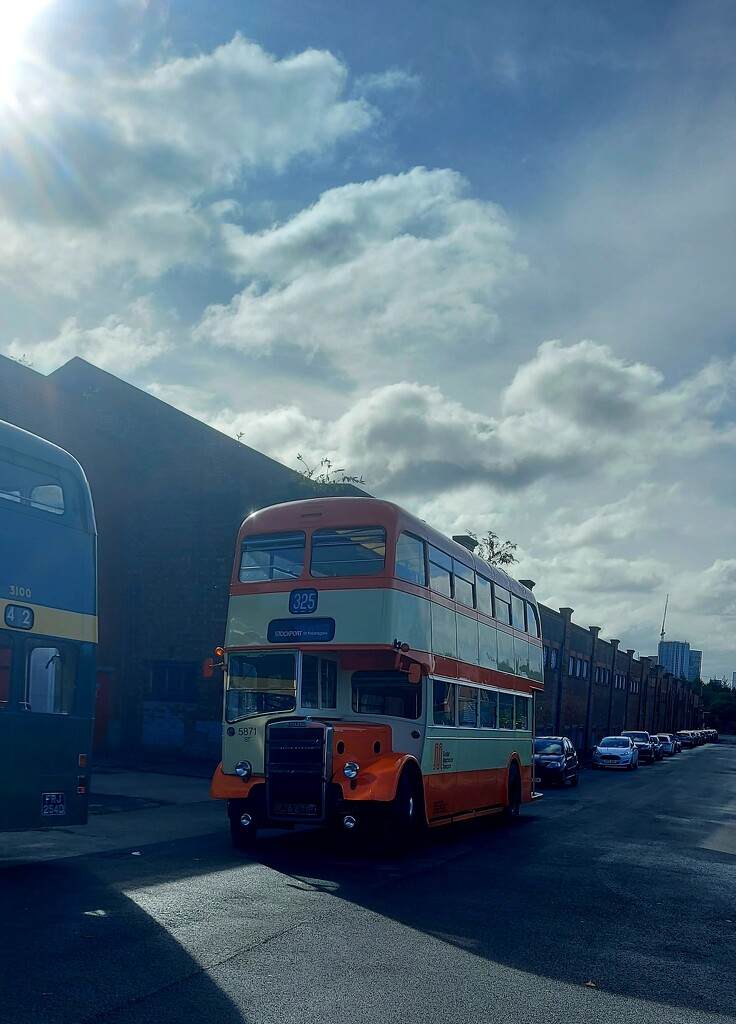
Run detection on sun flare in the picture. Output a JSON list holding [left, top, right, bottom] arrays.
[[0, 0, 53, 97]]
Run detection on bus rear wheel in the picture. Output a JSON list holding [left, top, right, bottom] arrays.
[[502, 764, 522, 822]]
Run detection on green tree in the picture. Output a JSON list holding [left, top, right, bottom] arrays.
[[468, 530, 518, 567], [701, 678, 736, 734], [296, 454, 364, 486]]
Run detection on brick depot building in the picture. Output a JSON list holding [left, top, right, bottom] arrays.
[[0, 354, 339, 760], [1, 355, 699, 763], [535, 604, 700, 751]]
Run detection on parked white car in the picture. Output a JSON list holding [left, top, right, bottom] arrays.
[[592, 736, 639, 770]]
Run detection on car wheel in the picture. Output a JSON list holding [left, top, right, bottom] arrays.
[[570, 769, 579, 787]]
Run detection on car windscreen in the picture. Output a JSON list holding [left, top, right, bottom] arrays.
[[534, 740, 563, 755], [600, 738, 628, 748], [624, 733, 648, 741]]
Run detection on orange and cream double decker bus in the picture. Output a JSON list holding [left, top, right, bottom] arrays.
[[210, 496, 543, 848]]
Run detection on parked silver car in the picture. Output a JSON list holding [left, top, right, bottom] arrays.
[[592, 736, 639, 770], [656, 734, 677, 756]]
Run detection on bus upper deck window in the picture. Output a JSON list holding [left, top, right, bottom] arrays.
[[310, 526, 386, 577], [239, 531, 305, 583], [395, 532, 426, 585], [0, 459, 65, 515], [31, 484, 64, 514]]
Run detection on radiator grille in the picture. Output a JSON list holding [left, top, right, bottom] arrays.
[[266, 722, 330, 821]]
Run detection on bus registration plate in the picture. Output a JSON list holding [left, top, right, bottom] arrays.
[[275, 802, 317, 816], [42, 792, 66, 816]]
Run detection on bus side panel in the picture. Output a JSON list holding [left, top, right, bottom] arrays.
[[0, 516, 96, 616], [0, 641, 95, 831]]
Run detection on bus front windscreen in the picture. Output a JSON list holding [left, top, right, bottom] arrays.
[[226, 651, 297, 721]]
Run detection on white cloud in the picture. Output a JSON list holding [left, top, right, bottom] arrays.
[[197, 167, 525, 385], [355, 69, 421, 95], [190, 341, 736, 503], [0, 34, 377, 293], [6, 300, 172, 374]]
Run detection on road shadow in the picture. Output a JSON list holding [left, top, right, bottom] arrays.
[[233, 746, 736, 1018], [0, 858, 248, 1024]]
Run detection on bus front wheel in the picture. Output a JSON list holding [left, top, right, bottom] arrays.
[[228, 803, 259, 850], [386, 771, 423, 850]]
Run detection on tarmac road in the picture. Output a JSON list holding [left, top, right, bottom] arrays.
[[1, 740, 734, 1024]]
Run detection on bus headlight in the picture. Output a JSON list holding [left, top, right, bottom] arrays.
[[343, 761, 360, 780], [235, 760, 252, 780]]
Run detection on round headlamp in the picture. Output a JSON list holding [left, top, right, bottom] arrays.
[[235, 760, 252, 780], [343, 761, 360, 780]]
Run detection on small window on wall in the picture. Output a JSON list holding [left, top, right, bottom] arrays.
[[543, 646, 549, 668], [302, 656, 338, 709], [498, 691, 514, 729], [27, 646, 77, 714], [150, 661, 198, 701], [433, 680, 456, 726], [479, 688, 498, 728], [458, 685, 478, 727], [514, 696, 530, 730], [396, 532, 426, 585], [582, 662, 589, 679], [493, 585, 511, 624], [550, 648, 558, 669], [428, 546, 452, 598]]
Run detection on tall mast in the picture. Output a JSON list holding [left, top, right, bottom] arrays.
[[660, 594, 669, 643]]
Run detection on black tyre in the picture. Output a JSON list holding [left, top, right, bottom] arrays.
[[386, 771, 423, 851], [502, 763, 522, 822], [570, 769, 579, 787], [228, 805, 259, 850]]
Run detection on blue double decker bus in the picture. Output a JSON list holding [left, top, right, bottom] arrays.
[[0, 419, 97, 831]]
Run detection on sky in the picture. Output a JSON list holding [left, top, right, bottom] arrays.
[[1, 0, 734, 681]]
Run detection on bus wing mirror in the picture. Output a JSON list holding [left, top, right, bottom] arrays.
[[203, 648, 225, 678]]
